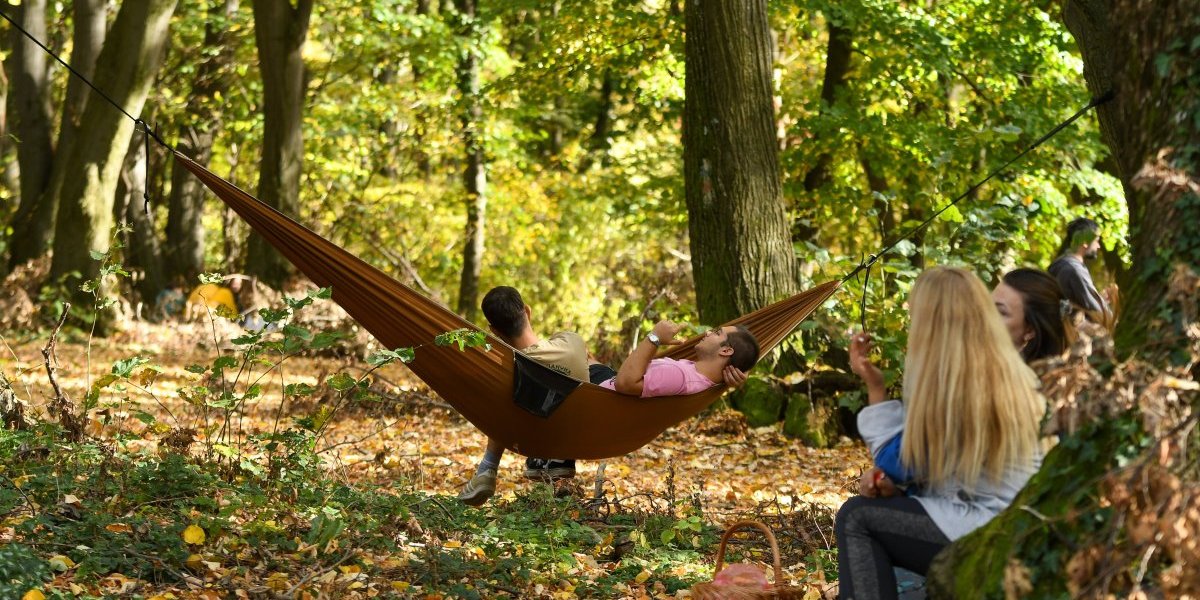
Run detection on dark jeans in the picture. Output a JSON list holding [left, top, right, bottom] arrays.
[[835, 496, 950, 600]]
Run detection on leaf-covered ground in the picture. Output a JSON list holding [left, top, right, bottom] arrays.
[[0, 318, 864, 599]]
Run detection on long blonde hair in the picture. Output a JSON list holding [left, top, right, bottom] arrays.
[[900, 267, 1044, 492]]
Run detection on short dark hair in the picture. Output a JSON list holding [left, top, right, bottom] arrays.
[[481, 286, 527, 338], [724, 326, 760, 372], [1002, 268, 1070, 362], [1059, 217, 1099, 256]]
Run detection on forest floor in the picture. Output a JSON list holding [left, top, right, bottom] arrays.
[[0, 318, 865, 599]]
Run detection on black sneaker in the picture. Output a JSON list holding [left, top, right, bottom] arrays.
[[524, 458, 576, 480]]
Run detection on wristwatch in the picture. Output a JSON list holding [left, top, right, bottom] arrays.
[[646, 332, 661, 347]]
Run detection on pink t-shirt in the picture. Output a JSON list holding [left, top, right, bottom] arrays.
[[600, 357, 717, 397]]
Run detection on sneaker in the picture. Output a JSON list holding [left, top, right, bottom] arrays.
[[524, 458, 576, 480], [457, 469, 497, 506]]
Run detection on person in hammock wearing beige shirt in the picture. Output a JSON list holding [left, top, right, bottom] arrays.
[[457, 286, 749, 506]]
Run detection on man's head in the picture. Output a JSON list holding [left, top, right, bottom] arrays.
[[481, 286, 530, 340], [698, 325, 760, 372], [1061, 217, 1101, 260]]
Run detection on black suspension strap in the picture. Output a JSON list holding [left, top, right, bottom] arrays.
[[841, 90, 1115, 330]]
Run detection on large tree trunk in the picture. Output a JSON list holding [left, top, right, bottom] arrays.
[[4, 0, 56, 268], [165, 0, 239, 285], [48, 0, 177, 289], [454, 0, 487, 322], [247, 0, 313, 289], [927, 0, 1200, 596], [683, 0, 798, 324]]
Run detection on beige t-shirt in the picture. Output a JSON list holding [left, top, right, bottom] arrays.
[[521, 331, 589, 381]]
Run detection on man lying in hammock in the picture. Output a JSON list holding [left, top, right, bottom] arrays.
[[457, 287, 754, 506]]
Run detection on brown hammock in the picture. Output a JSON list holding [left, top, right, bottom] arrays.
[[174, 150, 841, 459]]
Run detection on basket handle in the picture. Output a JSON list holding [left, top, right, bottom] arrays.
[[711, 519, 783, 584]]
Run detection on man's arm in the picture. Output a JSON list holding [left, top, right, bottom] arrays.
[[613, 320, 683, 395]]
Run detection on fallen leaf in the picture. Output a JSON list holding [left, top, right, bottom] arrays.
[[183, 524, 206, 545]]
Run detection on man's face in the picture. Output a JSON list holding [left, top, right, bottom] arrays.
[[1082, 236, 1101, 260], [698, 326, 735, 355]]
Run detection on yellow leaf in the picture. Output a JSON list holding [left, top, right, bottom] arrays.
[[338, 565, 362, 574], [443, 540, 462, 548], [185, 554, 204, 569], [106, 523, 133, 533], [392, 582, 411, 591], [21, 590, 45, 600], [48, 555, 75, 571], [634, 570, 652, 583], [183, 524, 206, 545]]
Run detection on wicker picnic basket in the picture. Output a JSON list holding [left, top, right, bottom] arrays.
[[689, 520, 808, 600]]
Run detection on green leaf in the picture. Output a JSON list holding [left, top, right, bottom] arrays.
[[199, 273, 224, 284], [327, 373, 357, 392], [285, 383, 317, 397], [111, 357, 150, 378], [660, 529, 675, 544], [89, 250, 107, 261]]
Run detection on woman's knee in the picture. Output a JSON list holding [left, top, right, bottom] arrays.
[[835, 495, 872, 538]]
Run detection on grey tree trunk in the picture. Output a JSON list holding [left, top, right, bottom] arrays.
[[454, 0, 487, 322], [4, 0, 56, 268], [165, 0, 240, 285], [48, 0, 177, 289], [247, 0, 313, 289], [683, 0, 798, 324], [114, 135, 164, 305]]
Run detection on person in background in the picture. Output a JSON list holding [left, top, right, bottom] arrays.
[[1048, 217, 1113, 324]]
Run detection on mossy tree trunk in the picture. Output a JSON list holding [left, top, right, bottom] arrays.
[[453, 0, 487, 322], [683, 0, 798, 325], [927, 1, 1199, 596], [247, 0, 312, 289], [165, 0, 239, 285], [48, 0, 177, 292]]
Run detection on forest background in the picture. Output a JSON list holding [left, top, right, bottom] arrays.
[[0, 0, 1197, 598]]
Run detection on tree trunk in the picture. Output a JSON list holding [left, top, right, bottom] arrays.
[[683, 0, 798, 324], [48, 0, 177, 290], [247, 0, 313, 289], [791, 18, 852, 245], [454, 0, 487, 322], [4, 0, 56, 268], [1063, 0, 1200, 357], [165, 0, 239, 285], [927, 1, 1199, 595], [578, 71, 615, 173], [114, 135, 165, 305]]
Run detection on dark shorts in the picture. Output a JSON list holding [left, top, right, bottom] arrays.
[[588, 364, 617, 385]]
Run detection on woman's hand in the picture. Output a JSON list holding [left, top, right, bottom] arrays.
[[722, 366, 748, 388], [858, 467, 899, 498], [849, 332, 886, 404]]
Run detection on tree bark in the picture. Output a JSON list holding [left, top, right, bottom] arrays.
[[247, 0, 313, 289], [454, 0, 487, 322], [927, 0, 1199, 595], [4, 0, 56, 268], [165, 0, 239, 285], [1062, 0, 1200, 356], [48, 0, 177, 289], [683, 0, 798, 324], [114, 135, 165, 304]]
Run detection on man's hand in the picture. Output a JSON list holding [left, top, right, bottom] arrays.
[[722, 366, 748, 388], [858, 467, 899, 498], [651, 320, 685, 346], [849, 332, 886, 404]]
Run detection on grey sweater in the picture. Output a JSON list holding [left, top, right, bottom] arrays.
[[1049, 254, 1107, 314], [857, 400, 1040, 541]]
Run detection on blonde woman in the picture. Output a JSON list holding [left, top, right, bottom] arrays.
[[835, 267, 1045, 600]]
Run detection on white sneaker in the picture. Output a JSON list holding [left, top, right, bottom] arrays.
[[457, 469, 497, 506]]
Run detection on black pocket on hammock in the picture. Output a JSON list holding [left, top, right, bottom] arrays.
[[512, 353, 583, 417]]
